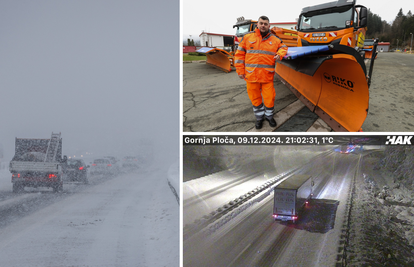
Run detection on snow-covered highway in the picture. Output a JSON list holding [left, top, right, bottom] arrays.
[[0, 161, 179, 267], [184, 147, 361, 266]]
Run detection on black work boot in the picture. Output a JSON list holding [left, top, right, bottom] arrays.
[[265, 117, 277, 127], [255, 119, 264, 129]]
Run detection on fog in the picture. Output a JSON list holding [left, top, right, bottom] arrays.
[[0, 0, 178, 162]]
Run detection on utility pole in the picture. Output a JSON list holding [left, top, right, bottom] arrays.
[[411, 33, 413, 54], [397, 39, 399, 50]]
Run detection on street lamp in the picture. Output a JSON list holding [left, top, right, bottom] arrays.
[[411, 33, 413, 54]]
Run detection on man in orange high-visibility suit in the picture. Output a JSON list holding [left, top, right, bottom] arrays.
[[235, 16, 288, 129]]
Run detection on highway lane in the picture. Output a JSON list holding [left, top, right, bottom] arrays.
[[184, 152, 361, 267]]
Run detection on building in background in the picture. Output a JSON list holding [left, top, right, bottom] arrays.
[[199, 32, 235, 51], [270, 22, 297, 30], [377, 42, 390, 52]]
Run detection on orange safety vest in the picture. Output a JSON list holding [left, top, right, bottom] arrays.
[[235, 28, 288, 83]]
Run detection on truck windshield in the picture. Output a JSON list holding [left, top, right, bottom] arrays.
[[236, 24, 253, 37], [299, 5, 353, 31], [364, 40, 374, 46]]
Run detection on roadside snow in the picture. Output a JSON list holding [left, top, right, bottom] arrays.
[[347, 156, 414, 265], [168, 161, 179, 203]]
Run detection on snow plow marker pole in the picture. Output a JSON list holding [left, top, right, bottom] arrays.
[[367, 38, 379, 88]]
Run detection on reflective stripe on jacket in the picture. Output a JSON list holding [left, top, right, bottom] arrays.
[[235, 28, 288, 83]]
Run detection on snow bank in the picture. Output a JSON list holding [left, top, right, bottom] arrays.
[[167, 161, 179, 204]]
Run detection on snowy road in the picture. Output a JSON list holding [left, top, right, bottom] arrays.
[[0, 162, 179, 267], [184, 150, 361, 266]]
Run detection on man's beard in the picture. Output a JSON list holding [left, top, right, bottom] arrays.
[[260, 29, 268, 37]]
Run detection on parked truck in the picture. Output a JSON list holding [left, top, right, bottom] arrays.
[[272, 174, 313, 223], [9, 132, 67, 193]]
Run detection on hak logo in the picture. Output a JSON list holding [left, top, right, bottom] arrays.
[[385, 136, 413, 145]]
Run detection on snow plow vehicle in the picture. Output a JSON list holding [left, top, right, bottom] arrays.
[[275, 0, 378, 132], [362, 38, 378, 60], [9, 132, 67, 193], [196, 46, 234, 73], [233, 17, 298, 47], [196, 17, 298, 73]]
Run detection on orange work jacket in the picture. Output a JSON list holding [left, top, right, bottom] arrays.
[[235, 28, 288, 83]]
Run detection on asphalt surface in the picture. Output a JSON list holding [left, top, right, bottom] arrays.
[[183, 52, 414, 132], [362, 52, 414, 131]]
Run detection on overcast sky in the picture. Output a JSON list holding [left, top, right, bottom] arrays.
[[0, 0, 179, 160], [183, 0, 412, 37]]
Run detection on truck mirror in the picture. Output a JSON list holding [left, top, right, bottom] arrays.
[[359, 7, 368, 28], [62, 155, 68, 163]]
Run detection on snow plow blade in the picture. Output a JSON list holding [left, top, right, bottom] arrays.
[[276, 44, 369, 132], [270, 27, 298, 47], [363, 48, 373, 59], [362, 48, 377, 60], [196, 47, 233, 73]]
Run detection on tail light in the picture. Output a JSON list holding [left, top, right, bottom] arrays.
[[92, 164, 96, 166], [12, 173, 21, 178], [79, 166, 84, 170], [49, 174, 57, 178], [273, 214, 278, 218], [292, 216, 298, 220], [107, 164, 112, 167]]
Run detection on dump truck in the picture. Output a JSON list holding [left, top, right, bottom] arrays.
[[9, 132, 67, 193], [276, 0, 378, 132], [272, 174, 313, 223]]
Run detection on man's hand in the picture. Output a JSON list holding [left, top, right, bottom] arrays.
[[274, 55, 281, 61], [238, 74, 245, 79]]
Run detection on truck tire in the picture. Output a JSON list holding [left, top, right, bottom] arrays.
[[53, 183, 63, 193], [82, 174, 89, 184], [12, 183, 23, 193]]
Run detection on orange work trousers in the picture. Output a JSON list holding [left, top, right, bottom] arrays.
[[246, 81, 275, 108]]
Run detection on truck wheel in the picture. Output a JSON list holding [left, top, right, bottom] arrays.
[[12, 183, 23, 193], [53, 183, 63, 193]]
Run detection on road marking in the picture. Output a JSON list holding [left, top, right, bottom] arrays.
[[247, 100, 332, 132], [248, 100, 305, 132], [307, 118, 332, 132], [227, 243, 251, 267]]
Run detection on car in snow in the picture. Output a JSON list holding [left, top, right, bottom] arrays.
[[103, 156, 121, 172], [63, 159, 89, 184], [90, 158, 114, 175], [121, 156, 140, 172]]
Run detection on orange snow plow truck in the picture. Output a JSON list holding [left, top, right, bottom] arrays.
[[276, 0, 378, 132], [197, 0, 378, 132]]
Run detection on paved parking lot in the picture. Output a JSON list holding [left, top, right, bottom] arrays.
[[183, 52, 414, 132]]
